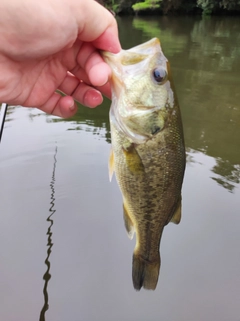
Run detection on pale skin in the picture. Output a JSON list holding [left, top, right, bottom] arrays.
[[0, 0, 121, 117]]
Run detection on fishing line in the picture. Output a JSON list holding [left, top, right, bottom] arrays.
[[0, 103, 8, 143]]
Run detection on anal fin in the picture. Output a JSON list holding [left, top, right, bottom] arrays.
[[170, 197, 182, 224], [123, 201, 135, 239]]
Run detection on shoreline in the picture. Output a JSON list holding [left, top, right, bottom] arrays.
[[116, 9, 240, 16]]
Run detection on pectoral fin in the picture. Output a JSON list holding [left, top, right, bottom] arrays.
[[170, 197, 182, 224], [123, 201, 135, 239], [122, 143, 145, 175], [108, 148, 114, 182]]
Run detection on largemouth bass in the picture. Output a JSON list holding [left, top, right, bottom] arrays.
[[102, 38, 185, 291]]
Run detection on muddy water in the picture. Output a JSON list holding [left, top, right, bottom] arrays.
[[0, 16, 239, 321]]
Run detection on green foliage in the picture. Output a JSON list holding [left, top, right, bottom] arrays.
[[161, 0, 197, 13], [197, 0, 217, 15], [220, 0, 240, 10], [112, 3, 120, 12], [102, 0, 240, 14], [132, 0, 162, 11], [197, 0, 240, 14]]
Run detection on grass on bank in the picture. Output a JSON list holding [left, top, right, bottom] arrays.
[[132, 0, 161, 12]]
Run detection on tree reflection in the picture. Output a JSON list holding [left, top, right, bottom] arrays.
[[48, 99, 112, 143], [212, 159, 240, 192], [1, 105, 17, 123]]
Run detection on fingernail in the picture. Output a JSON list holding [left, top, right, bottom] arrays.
[[69, 102, 75, 111]]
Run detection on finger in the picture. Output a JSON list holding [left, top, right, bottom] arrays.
[[75, 43, 111, 87], [70, 82, 103, 107], [37, 94, 77, 118], [37, 82, 103, 118], [58, 72, 83, 95], [87, 57, 111, 88], [75, 0, 121, 53], [70, 66, 91, 85], [95, 82, 112, 100], [58, 72, 111, 102], [58, 74, 104, 107], [92, 28, 121, 54]]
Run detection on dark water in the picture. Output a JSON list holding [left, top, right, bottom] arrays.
[[0, 16, 240, 321]]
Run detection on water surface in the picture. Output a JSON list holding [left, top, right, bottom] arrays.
[[0, 16, 240, 321]]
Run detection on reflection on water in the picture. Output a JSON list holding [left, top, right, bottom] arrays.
[[211, 159, 240, 192], [187, 148, 240, 192], [39, 146, 58, 321], [46, 100, 112, 143], [4, 106, 16, 119]]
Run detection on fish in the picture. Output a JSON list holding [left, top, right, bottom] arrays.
[[102, 38, 185, 291]]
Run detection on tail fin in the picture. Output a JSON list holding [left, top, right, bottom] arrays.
[[132, 252, 160, 291]]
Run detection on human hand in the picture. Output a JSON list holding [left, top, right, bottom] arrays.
[[0, 0, 121, 117]]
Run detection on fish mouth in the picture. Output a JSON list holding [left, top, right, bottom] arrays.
[[101, 38, 161, 66], [102, 38, 168, 144], [101, 39, 163, 100]]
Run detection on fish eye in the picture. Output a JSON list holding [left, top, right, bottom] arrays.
[[152, 68, 167, 84]]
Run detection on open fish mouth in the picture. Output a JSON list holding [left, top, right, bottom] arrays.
[[102, 38, 171, 144]]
